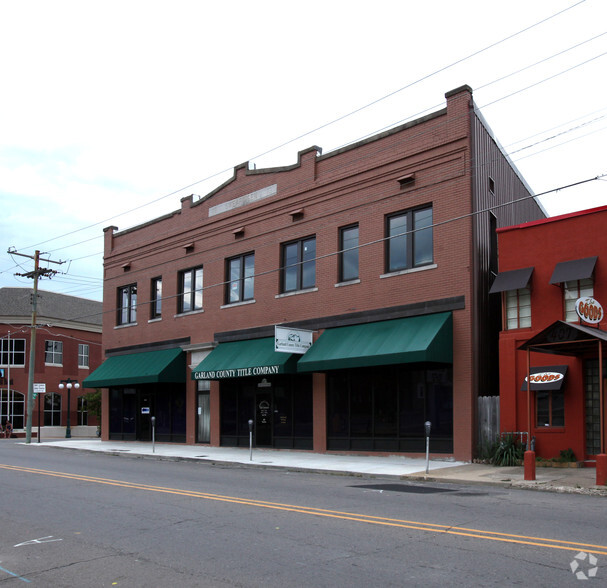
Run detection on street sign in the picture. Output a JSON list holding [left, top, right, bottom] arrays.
[[33, 383, 47, 394]]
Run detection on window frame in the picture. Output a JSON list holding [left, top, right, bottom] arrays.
[[44, 340, 63, 366], [117, 284, 137, 325], [280, 236, 316, 293], [178, 266, 204, 313], [77, 396, 88, 426], [151, 277, 162, 319], [385, 205, 433, 273], [225, 252, 255, 304], [338, 224, 359, 283], [563, 278, 593, 323], [504, 287, 531, 330], [536, 389, 565, 428], [78, 343, 90, 368], [0, 338, 26, 367], [44, 392, 62, 426]]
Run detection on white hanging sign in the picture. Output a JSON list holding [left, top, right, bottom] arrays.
[[275, 326, 313, 354]]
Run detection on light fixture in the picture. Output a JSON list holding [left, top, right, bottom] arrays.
[[58, 378, 80, 439]]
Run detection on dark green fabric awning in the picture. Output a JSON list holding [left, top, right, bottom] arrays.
[[192, 337, 299, 380], [83, 348, 185, 388], [297, 312, 453, 373]]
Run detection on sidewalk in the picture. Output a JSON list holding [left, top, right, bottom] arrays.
[[23, 437, 607, 496]]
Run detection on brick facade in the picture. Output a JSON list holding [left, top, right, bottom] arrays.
[[94, 85, 545, 461], [495, 205, 607, 461]]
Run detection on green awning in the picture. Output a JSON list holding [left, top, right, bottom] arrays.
[[83, 348, 185, 388], [192, 337, 298, 380], [297, 312, 453, 372]]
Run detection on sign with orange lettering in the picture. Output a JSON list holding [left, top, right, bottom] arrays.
[[521, 365, 568, 391], [575, 297, 603, 324]]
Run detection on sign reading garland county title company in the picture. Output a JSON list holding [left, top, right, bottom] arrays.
[[274, 325, 313, 355], [575, 296, 603, 324]]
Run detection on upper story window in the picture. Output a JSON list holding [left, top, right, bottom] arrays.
[[226, 253, 255, 304], [549, 256, 597, 323], [179, 266, 203, 313], [281, 236, 316, 293], [117, 284, 137, 325], [78, 344, 89, 368], [386, 205, 433, 273], [564, 278, 593, 322], [45, 340, 63, 365], [505, 288, 531, 329], [339, 225, 359, 282], [151, 277, 162, 319], [0, 338, 26, 367]]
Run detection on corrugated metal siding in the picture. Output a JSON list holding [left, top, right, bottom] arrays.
[[471, 110, 545, 399]]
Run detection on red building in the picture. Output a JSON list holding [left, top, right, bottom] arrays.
[[0, 288, 102, 437], [85, 85, 545, 461], [492, 205, 607, 464]]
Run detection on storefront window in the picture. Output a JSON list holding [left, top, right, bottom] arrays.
[[327, 364, 453, 452], [220, 376, 313, 448]]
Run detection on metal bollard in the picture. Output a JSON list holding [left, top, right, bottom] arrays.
[[151, 416, 156, 453], [424, 421, 432, 474], [248, 419, 254, 461]]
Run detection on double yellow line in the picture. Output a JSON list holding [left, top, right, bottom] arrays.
[[3, 463, 606, 556]]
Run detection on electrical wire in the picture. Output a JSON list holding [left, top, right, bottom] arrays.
[[14, 0, 589, 254]]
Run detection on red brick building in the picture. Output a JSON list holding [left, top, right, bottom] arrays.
[[85, 85, 545, 461], [0, 288, 102, 437], [492, 205, 607, 463]]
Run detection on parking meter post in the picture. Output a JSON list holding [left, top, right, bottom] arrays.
[[248, 419, 254, 461], [151, 416, 156, 453], [424, 421, 432, 474]]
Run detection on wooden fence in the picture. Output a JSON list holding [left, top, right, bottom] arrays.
[[477, 396, 500, 457]]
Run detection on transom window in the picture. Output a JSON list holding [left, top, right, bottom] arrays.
[[0, 338, 26, 367], [281, 236, 316, 293], [117, 284, 137, 325], [226, 253, 255, 304], [386, 206, 433, 273], [505, 288, 531, 329], [45, 340, 63, 365], [564, 278, 593, 322], [78, 344, 89, 368], [339, 225, 359, 282], [179, 267, 203, 313]]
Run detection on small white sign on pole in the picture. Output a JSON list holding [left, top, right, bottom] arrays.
[[33, 383, 47, 395], [275, 325, 313, 354]]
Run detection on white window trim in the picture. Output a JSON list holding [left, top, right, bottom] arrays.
[[380, 264, 437, 279]]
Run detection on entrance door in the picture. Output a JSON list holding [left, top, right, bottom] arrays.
[[138, 392, 155, 441], [197, 392, 210, 443], [255, 393, 272, 446]]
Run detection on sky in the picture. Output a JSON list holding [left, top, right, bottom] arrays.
[[1, 0, 606, 302]]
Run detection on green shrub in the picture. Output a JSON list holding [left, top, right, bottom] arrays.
[[558, 448, 577, 463], [491, 434, 524, 466]]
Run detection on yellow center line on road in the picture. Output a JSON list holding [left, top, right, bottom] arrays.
[[3, 463, 606, 555]]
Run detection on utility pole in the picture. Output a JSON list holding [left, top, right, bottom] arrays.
[[9, 248, 63, 443]]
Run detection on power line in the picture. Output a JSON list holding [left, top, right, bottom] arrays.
[[16, 0, 587, 254], [45, 173, 606, 326]]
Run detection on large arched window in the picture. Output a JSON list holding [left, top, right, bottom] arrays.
[[44, 393, 62, 426]]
